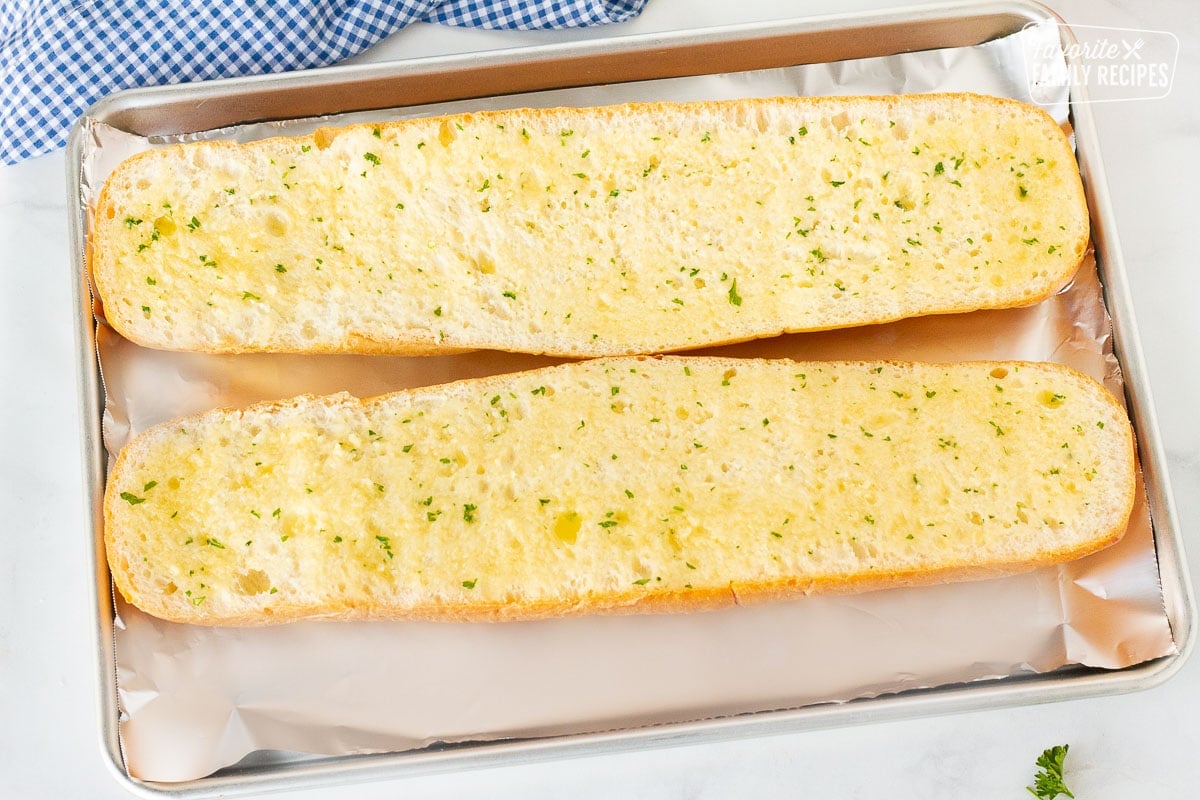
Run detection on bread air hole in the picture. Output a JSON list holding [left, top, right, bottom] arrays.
[[264, 210, 290, 237], [234, 570, 272, 596], [473, 253, 496, 274], [1038, 390, 1065, 408]]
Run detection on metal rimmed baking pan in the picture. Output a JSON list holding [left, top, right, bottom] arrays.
[[66, 1, 1194, 796]]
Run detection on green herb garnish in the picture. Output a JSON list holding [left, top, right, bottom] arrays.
[[376, 535, 393, 559], [1027, 745, 1074, 799]]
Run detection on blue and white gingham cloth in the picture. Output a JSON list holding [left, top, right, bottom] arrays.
[[0, 0, 647, 164]]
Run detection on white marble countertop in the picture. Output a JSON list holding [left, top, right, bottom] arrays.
[[2, 0, 1197, 796]]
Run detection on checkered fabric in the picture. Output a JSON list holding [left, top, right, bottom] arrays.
[[0, 0, 647, 164]]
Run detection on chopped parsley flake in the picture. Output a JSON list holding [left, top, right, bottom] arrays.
[[376, 535, 393, 559], [728, 278, 742, 306]]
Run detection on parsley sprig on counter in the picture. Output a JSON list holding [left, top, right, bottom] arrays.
[[1027, 744, 1074, 799]]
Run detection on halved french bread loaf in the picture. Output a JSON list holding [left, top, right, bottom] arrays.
[[104, 357, 1134, 625], [91, 94, 1088, 356]]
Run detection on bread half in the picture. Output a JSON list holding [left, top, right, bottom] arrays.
[[104, 357, 1134, 625], [91, 94, 1088, 356]]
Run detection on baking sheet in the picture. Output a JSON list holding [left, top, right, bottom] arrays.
[[82, 19, 1175, 783]]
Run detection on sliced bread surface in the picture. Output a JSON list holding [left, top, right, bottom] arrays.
[[91, 94, 1088, 356], [104, 357, 1134, 625]]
